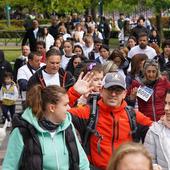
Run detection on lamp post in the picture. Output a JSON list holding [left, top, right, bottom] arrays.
[[98, 0, 103, 18], [5, 4, 11, 27]]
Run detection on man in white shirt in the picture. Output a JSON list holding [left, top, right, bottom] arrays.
[[27, 49, 75, 90], [128, 33, 157, 60], [13, 45, 30, 82], [17, 51, 43, 93]]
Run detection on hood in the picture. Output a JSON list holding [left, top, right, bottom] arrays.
[[0, 50, 5, 63], [149, 121, 164, 135], [21, 108, 72, 134]]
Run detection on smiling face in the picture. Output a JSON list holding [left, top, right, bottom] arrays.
[[164, 93, 170, 121], [101, 86, 126, 107], [90, 71, 104, 92], [127, 38, 136, 49]]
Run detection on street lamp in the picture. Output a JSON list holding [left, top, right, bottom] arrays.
[[5, 4, 11, 27], [98, 0, 103, 18]]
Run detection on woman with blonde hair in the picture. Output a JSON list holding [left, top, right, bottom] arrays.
[[2, 85, 90, 170], [107, 142, 161, 170]]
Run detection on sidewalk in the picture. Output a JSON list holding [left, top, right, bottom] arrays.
[[0, 98, 23, 169]]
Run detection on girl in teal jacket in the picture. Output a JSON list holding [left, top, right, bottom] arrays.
[[2, 85, 89, 170]]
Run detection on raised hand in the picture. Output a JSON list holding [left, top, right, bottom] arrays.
[[73, 72, 94, 95]]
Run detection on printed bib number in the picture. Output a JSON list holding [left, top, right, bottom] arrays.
[[137, 86, 153, 102], [3, 92, 15, 100]]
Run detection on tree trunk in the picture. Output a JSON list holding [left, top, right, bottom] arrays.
[[156, 10, 164, 44]]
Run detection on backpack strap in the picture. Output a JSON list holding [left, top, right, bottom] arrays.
[[125, 106, 139, 142], [83, 94, 99, 154], [65, 125, 80, 170], [37, 69, 46, 88]]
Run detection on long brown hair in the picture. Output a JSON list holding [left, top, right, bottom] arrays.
[[26, 85, 67, 119], [131, 53, 148, 77]]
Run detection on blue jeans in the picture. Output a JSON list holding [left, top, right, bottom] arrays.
[[1, 104, 15, 121]]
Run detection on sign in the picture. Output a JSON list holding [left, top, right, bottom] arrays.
[[137, 86, 153, 102]]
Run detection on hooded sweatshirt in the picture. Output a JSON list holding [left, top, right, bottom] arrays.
[[2, 108, 89, 170]]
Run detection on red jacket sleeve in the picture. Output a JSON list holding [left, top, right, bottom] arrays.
[[67, 86, 81, 107], [136, 111, 153, 126]]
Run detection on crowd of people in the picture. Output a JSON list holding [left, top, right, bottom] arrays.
[[0, 13, 170, 170]]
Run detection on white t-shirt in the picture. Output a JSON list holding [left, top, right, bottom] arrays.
[[61, 55, 72, 70], [128, 45, 157, 59], [44, 33, 54, 51], [82, 44, 94, 58], [33, 28, 39, 39], [42, 70, 60, 86], [97, 56, 107, 65], [17, 63, 45, 81], [17, 65, 36, 81]]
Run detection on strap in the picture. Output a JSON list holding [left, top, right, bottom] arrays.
[[62, 72, 67, 88], [27, 63, 34, 75], [65, 125, 80, 170], [125, 106, 139, 142], [37, 70, 46, 88], [83, 95, 99, 148]]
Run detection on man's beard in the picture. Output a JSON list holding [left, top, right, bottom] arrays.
[[139, 44, 147, 49]]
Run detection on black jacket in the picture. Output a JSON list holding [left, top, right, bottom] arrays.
[[0, 50, 13, 88], [27, 66, 75, 91], [22, 27, 43, 52]]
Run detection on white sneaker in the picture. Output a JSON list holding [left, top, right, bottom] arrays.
[[7, 121, 11, 128]]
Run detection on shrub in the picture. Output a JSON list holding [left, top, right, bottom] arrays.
[[150, 16, 170, 28]]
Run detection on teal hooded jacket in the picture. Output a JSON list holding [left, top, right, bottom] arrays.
[[2, 108, 90, 170]]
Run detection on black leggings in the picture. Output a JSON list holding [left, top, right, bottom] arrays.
[[1, 104, 15, 121]]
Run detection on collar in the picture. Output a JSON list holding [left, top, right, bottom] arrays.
[[97, 99, 127, 114]]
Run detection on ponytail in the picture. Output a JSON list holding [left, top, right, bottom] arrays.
[[26, 85, 43, 119], [26, 85, 67, 119]]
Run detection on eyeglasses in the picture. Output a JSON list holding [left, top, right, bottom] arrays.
[[106, 86, 124, 95]]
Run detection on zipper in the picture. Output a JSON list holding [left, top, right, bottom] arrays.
[[116, 121, 119, 141], [51, 135, 59, 170], [110, 112, 115, 152], [152, 93, 157, 121]]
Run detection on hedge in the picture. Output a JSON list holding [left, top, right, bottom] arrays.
[[110, 29, 170, 39], [0, 19, 50, 28], [149, 16, 170, 29]]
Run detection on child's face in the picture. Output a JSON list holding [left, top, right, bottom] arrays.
[[90, 71, 104, 92], [4, 77, 12, 85]]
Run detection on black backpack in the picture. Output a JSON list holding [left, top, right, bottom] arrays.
[[83, 94, 148, 152]]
